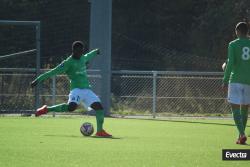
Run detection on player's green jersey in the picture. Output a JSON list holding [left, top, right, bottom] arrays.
[[223, 37, 250, 85], [36, 49, 98, 90]]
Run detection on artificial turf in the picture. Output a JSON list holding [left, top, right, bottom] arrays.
[[0, 116, 249, 167]]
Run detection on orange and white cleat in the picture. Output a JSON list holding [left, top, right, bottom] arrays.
[[35, 105, 48, 117], [95, 130, 112, 138]]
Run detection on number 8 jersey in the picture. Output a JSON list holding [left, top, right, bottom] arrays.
[[223, 37, 250, 85]]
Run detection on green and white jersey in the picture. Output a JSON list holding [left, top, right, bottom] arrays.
[[36, 49, 98, 90], [223, 37, 250, 85]]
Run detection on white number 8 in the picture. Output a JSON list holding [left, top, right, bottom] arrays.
[[242, 47, 250, 60]]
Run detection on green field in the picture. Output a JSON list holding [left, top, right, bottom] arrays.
[[0, 116, 249, 167]]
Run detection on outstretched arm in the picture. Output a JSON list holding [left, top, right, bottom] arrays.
[[31, 60, 69, 87], [84, 49, 100, 62]]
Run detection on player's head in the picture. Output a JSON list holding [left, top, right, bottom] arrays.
[[235, 22, 249, 37], [72, 41, 84, 59]]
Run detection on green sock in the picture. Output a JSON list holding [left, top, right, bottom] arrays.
[[232, 108, 245, 135], [95, 109, 104, 132], [47, 103, 68, 112], [241, 108, 248, 131]]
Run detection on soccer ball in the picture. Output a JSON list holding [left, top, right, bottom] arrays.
[[80, 122, 94, 136]]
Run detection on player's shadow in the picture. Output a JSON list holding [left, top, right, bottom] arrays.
[[130, 117, 250, 127], [90, 136, 122, 139], [235, 143, 250, 147], [44, 134, 122, 139], [165, 119, 250, 128], [45, 134, 82, 138], [159, 119, 238, 127]]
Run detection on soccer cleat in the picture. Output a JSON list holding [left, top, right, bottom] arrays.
[[95, 130, 112, 138], [35, 105, 48, 117], [236, 135, 247, 145]]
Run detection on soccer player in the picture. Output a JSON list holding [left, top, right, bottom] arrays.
[[31, 41, 112, 137], [222, 22, 250, 144]]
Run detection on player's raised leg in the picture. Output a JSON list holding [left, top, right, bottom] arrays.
[[35, 103, 77, 117], [35, 90, 80, 117]]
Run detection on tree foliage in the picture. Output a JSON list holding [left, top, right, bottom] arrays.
[[0, 0, 250, 71]]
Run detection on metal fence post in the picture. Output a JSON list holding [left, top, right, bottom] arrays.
[[1, 75, 3, 106], [35, 22, 41, 112], [152, 71, 157, 118], [89, 0, 112, 116], [52, 76, 56, 117]]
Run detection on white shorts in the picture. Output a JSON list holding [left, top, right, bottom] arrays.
[[228, 83, 250, 105], [68, 88, 101, 108]]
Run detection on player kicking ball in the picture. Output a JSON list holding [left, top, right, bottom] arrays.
[[222, 22, 250, 144], [31, 41, 112, 138]]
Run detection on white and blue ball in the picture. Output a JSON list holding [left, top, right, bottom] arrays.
[[80, 122, 94, 136]]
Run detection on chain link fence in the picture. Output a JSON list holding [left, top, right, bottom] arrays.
[[0, 68, 230, 116], [0, 69, 102, 114], [0, 69, 36, 113], [112, 71, 230, 116]]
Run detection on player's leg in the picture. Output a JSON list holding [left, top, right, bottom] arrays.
[[35, 89, 80, 116], [44, 102, 78, 112], [228, 83, 247, 144], [36, 103, 77, 117], [241, 84, 250, 132], [231, 103, 247, 144], [91, 102, 112, 137], [91, 102, 105, 134], [35, 103, 69, 117], [91, 102, 104, 132], [241, 105, 248, 131], [231, 104, 245, 136], [82, 89, 112, 137]]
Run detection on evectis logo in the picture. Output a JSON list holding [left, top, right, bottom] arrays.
[[222, 149, 250, 160], [226, 152, 247, 158]]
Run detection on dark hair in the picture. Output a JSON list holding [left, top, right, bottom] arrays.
[[72, 41, 84, 50], [235, 22, 248, 35]]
